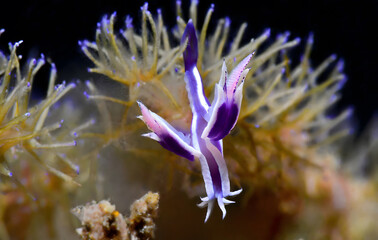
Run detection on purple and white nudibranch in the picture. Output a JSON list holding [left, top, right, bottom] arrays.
[[137, 20, 253, 222]]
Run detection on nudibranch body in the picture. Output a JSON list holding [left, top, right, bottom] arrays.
[[138, 20, 252, 222]]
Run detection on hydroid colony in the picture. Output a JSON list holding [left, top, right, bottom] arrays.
[[0, 30, 79, 239], [1, 1, 377, 239], [0, 31, 110, 239]]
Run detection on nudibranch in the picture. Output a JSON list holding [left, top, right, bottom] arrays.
[[138, 20, 252, 222]]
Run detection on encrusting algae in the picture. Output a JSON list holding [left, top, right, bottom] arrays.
[[0, 1, 377, 239], [72, 192, 159, 240]]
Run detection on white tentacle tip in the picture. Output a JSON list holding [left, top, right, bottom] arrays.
[[222, 198, 235, 205], [141, 132, 160, 141], [198, 197, 215, 223], [217, 196, 227, 219], [229, 188, 242, 196]]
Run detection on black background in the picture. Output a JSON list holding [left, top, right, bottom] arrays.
[[0, 0, 377, 134]]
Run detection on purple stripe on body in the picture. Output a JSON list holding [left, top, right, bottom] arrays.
[[159, 133, 195, 161], [192, 114, 223, 197], [182, 20, 209, 117], [208, 102, 239, 140]]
